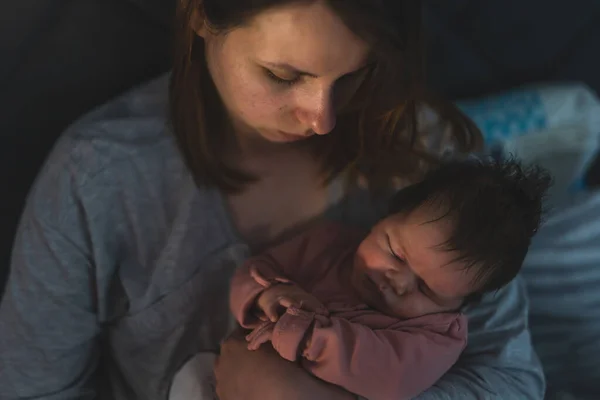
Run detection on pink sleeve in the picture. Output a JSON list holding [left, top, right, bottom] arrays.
[[229, 222, 354, 329], [229, 258, 292, 329], [270, 308, 468, 400]]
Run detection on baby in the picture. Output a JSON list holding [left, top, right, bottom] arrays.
[[228, 157, 552, 400]]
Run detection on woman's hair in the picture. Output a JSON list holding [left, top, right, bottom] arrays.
[[170, 0, 483, 193]]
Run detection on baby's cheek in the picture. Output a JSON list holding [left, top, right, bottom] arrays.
[[405, 296, 446, 319], [387, 296, 422, 319]]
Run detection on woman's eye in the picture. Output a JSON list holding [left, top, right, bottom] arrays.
[[264, 69, 300, 86]]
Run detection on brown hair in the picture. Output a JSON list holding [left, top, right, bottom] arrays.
[[169, 0, 483, 193]]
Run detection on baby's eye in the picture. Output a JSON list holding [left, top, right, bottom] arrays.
[[387, 241, 404, 263]]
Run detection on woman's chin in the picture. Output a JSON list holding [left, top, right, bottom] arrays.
[[268, 130, 312, 143]]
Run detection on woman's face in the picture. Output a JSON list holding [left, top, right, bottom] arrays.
[[195, 1, 371, 145]]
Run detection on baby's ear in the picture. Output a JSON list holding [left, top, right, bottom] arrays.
[[461, 292, 483, 310]]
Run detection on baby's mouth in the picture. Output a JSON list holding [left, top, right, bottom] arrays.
[[363, 274, 378, 290], [362, 273, 386, 301]]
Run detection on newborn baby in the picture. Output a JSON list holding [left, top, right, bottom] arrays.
[[229, 157, 552, 400]]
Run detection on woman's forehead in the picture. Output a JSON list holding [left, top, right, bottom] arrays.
[[241, 1, 371, 77]]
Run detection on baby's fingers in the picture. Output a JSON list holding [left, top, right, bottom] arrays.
[[262, 301, 281, 322], [246, 322, 274, 351], [278, 296, 300, 309], [257, 314, 268, 322], [299, 297, 326, 313]]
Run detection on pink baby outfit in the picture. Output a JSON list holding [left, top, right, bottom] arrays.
[[229, 222, 467, 400]]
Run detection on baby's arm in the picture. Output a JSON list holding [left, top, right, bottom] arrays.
[[229, 222, 353, 328], [263, 307, 467, 400], [229, 256, 294, 328]]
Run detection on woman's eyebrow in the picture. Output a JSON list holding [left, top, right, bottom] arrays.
[[262, 62, 318, 78], [261, 61, 375, 79]]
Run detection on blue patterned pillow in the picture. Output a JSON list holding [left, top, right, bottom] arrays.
[[458, 85, 600, 397], [458, 90, 547, 144], [456, 84, 600, 193]]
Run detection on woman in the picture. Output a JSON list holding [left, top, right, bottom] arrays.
[[0, 0, 544, 399]]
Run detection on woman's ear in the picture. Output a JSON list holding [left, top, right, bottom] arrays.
[[190, 8, 207, 37]]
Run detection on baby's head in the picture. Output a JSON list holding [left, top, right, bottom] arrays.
[[351, 157, 552, 319]]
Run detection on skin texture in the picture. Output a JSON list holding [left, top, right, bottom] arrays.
[[351, 206, 475, 319], [254, 279, 327, 323], [196, 1, 372, 250], [193, 1, 375, 399], [215, 330, 354, 400], [198, 2, 370, 147], [251, 204, 475, 327]]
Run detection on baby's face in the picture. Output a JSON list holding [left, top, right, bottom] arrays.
[[351, 206, 478, 319]]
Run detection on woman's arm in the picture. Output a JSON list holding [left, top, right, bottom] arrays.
[[410, 277, 545, 400], [230, 278, 544, 400], [260, 308, 466, 400], [0, 148, 100, 398], [215, 331, 355, 400]]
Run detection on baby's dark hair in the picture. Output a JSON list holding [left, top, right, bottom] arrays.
[[388, 156, 553, 302]]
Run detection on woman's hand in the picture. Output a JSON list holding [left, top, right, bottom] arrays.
[[214, 330, 355, 400]]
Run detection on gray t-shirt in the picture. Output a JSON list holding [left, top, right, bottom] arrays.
[[0, 75, 544, 400]]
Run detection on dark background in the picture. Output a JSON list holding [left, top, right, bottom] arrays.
[[1, 0, 600, 291]]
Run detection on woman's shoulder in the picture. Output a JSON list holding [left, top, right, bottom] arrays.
[[32, 74, 195, 206], [25, 73, 213, 232], [54, 74, 176, 179]]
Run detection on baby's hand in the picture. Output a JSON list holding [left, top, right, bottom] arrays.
[[255, 284, 327, 322], [245, 320, 275, 351]]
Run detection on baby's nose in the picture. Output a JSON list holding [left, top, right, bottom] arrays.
[[385, 270, 417, 296]]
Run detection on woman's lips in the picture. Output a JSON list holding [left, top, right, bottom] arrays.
[[277, 130, 311, 141]]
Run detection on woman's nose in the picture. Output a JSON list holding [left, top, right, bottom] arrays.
[[295, 87, 336, 135]]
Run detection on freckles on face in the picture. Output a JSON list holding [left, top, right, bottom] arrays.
[[205, 31, 283, 133], [202, 1, 371, 142]]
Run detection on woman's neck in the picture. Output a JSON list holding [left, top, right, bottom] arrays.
[[231, 130, 313, 176]]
